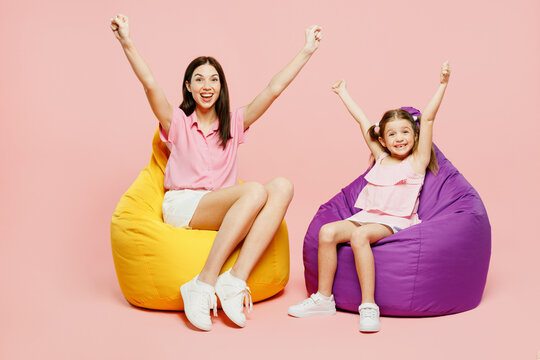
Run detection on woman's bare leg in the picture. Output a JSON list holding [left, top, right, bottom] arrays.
[[189, 177, 294, 285], [189, 182, 268, 285], [231, 177, 294, 280]]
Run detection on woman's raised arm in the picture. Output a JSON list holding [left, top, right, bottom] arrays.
[[111, 14, 173, 133], [242, 25, 323, 129]]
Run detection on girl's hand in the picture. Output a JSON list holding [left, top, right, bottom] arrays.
[[440, 61, 450, 84], [110, 14, 130, 41], [331, 79, 347, 95], [303, 25, 323, 54]]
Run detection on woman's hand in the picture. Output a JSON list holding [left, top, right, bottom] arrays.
[[243, 25, 322, 129], [303, 25, 323, 54], [331, 79, 347, 95], [440, 61, 450, 84], [110, 14, 130, 41], [110, 14, 172, 132]]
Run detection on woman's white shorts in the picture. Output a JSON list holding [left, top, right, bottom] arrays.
[[162, 189, 210, 228]]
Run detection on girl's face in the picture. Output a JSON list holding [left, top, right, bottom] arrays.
[[379, 119, 416, 159], [186, 63, 221, 111]]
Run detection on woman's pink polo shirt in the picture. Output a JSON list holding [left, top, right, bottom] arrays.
[[159, 107, 248, 191]]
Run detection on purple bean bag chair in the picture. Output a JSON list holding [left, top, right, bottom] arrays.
[[303, 110, 491, 316]]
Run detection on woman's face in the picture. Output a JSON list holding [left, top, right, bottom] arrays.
[[186, 63, 221, 111]]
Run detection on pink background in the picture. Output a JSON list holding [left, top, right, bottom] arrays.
[[1, 0, 539, 358]]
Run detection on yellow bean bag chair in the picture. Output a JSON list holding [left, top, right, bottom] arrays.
[[111, 129, 290, 310]]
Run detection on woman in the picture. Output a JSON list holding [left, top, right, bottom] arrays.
[[110, 14, 322, 331]]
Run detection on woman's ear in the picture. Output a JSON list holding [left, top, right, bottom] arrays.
[[185, 80, 191, 92]]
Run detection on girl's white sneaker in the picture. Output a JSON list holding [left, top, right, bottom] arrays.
[[288, 292, 336, 318], [358, 303, 380, 332]]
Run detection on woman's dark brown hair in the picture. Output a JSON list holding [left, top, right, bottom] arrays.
[[367, 109, 438, 174], [180, 56, 231, 149]]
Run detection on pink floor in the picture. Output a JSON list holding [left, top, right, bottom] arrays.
[[1, 0, 539, 358], [1, 221, 538, 359]]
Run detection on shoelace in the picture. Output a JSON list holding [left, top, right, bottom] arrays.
[[200, 291, 218, 317], [243, 286, 253, 313], [223, 286, 253, 313], [360, 307, 378, 320], [298, 294, 320, 307]]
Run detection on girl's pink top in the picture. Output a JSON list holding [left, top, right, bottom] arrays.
[[351, 152, 425, 229], [159, 107, 248, 191]]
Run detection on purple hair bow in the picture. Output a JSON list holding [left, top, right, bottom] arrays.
[[401, 106, 421, 128], [400, 106, 422, 118]]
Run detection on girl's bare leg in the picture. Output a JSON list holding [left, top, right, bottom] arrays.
[[318, 221, 392, 302], [317, 220, 360, 296], [349, 224, 392, 303]]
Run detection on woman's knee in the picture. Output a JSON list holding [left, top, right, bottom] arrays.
[[265, 177, 294, 202], [242, 181, 268, 206]]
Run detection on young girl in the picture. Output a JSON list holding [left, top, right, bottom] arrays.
[[110, 14, 322, 331], [288, 62, 451, 332]]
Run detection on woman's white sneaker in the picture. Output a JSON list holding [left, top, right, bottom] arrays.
[[358, 303, 380, 332], [288, 292, 336, 318], [215, 270, 252, 328], [180, 276, 217, 331]]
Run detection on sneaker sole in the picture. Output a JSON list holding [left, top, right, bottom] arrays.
[[359, 323, 380, 332], [221, 304, 246, 328], [180, 285, 211, 331], [215, 290, 246, 328], [359, 326, 380, 333], [287, 309, 337, 318]]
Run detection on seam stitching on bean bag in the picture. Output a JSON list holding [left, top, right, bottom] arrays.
[[408, 224, 423, 311], [134, 230, 163, 302]]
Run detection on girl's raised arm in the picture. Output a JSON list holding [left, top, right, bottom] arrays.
[[242, 25, 323, 130], [111, 14, 173, 134], [332, 80, 385, 159], [414, 61, 450, 168]]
